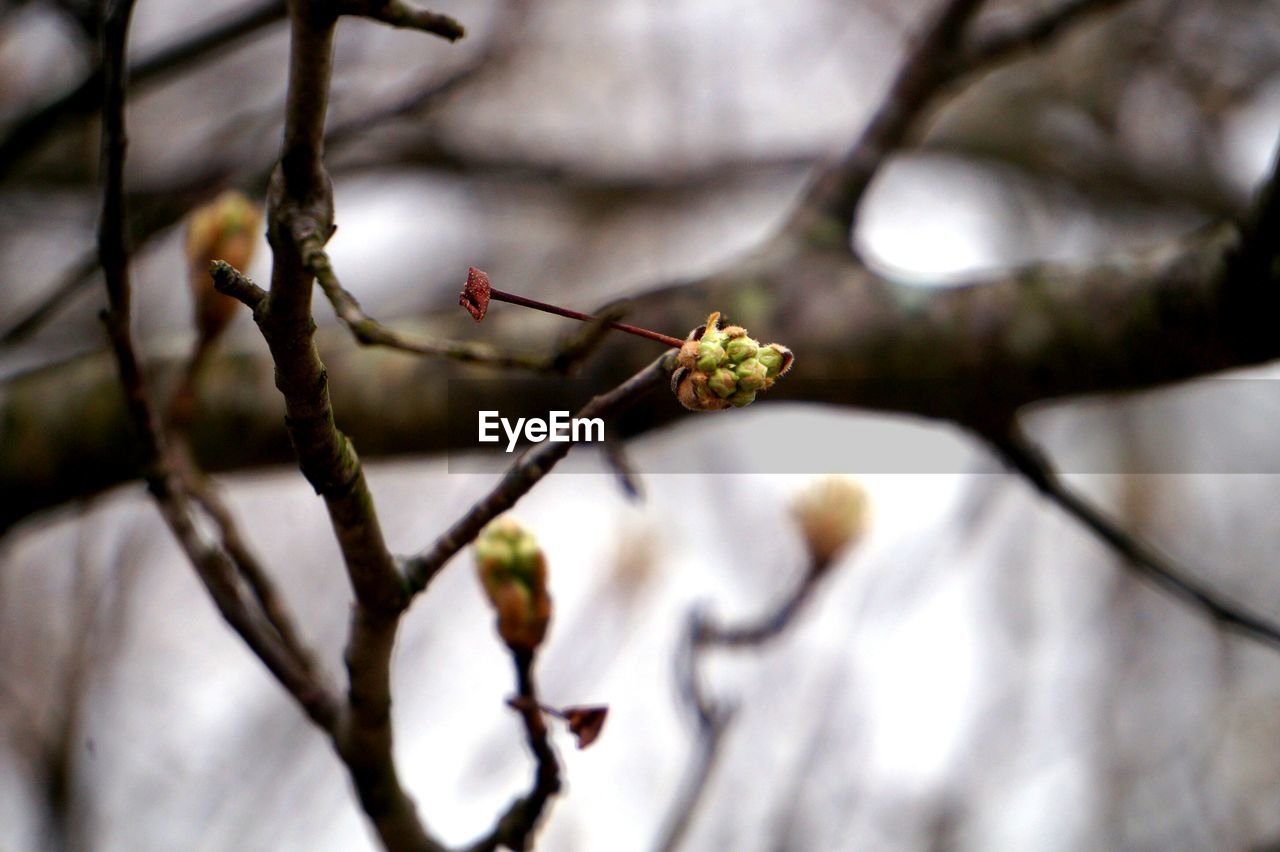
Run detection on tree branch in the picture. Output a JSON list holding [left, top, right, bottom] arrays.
[[8, 210, 1278, 533], [987, 425, 1280, 650], [339, 0, 464, 41], [253, 2, 445, 848], [402, 352, 675, 595], [466, 651, 561, 852], [0, 0, 288, 179], [93, 0, 340, 731], [784, 0, 989, 243], [785, 0, 1137, 245], [657, 546, 839, 851]]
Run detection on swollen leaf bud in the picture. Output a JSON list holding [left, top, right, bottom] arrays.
[[735, 358, 767, 390], [725, 336, 758, 363], [474, 517, 552, 652], [696, 340, 726, 372], [708, 368, 738, 398], [756, 345, 783, 376]]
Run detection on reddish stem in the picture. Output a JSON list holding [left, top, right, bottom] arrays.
[[460, 266, 684, 348], [492, 289, 684, 348]]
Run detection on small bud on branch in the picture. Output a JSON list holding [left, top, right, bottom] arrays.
[[791, 477, 869, 568], [474, 517, 553, 653]]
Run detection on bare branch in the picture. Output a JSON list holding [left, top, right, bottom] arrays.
[[785, 0, 1137, 245], [657, 545, 840, 851], [339, 0, 465, 41], [252, 3, 446, 848], [988, 426, 1280, 651], [402, 352, 675, 595], [784, 0, 989, 243], [0, 0, 288, 178], [305, 244, 611, 371], [960, 0, 1129, 69], [93, 0, 342, 731], [466, 651, 561, 852]]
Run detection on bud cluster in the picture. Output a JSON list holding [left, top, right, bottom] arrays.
[[474, 517, 553, 653], [671, 312, 794, 411]]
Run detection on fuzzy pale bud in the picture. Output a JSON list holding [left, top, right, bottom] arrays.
[[474, 517, 552, 653], [791, 477, 869, 568], [185, 190, 261, 343], [671, 312, 794, 411]]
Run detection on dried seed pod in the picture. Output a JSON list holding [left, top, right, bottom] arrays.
[[474, 517, 552, 652], [672, 312, 793, 411]]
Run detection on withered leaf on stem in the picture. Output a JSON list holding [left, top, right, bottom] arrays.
[[460, 266, 491, 322], [563, 705, 608, 750]]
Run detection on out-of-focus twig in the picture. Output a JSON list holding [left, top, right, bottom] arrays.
[[785, 0, 1136, 246], [93, 0, 340, 731], [0, 0, 288, 178], [658, 479, 867, 850], [658, 556, 836, 852], [961, 0, 1128, 68], [988, 425, 1280, 651]]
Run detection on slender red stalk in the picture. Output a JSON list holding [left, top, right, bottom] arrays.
[[460, 266, 684, 348]]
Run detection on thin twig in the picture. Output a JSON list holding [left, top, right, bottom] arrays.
[[988, 426, 1280, 652], [304, 243, 615, 372], [656, 551, 836, 851], [784, 0, 1136, 245], [402, 352, 675, 596], [339, 0, 465, 41], [961, 0, 1129, 69], [0, 0, 288, 178], [94, 0, 340, 730]]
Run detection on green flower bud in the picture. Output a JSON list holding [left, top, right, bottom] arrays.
[[760, 344, 793, 378], [729, 388, 756, 407], [696, 340, 726, 372], [725, 337, 758, 363], [708, 368, 737, 398], [735, 357, 767, 390], [756, 345, 783, 377]]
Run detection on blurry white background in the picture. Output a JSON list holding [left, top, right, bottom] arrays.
[[3, 0, 1280, 849]]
